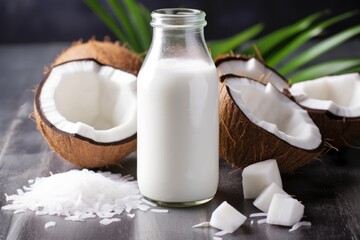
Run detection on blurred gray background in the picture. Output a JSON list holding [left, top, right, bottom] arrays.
[[0, 0, 359, 43]]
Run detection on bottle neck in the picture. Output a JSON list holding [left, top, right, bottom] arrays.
[[148, 26, 210, 61], [143, 8, 213, 65]]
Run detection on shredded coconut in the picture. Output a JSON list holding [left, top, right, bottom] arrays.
[[99, 218, 121, 225], [44, 221, 56, 229], [1, 169, 168, 225], [141, 198, 157, 207], [192, 222, 211, 228], [215, 230, 229, 236], [150, 209, 169, 213], [289, 221, 312, 232], [250, 212, 268, 218], [257, 218, 267, 224]]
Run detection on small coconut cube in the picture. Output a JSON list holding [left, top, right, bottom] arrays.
[[210, 201, 247, 233], [242, 159, 282, 199], [266, 194, 304, 226], [253, 182, 288, 212]]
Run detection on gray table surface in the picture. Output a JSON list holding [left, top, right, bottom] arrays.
[[0, 42, 360, 240]]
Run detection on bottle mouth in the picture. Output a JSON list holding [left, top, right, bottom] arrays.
[[151, 8, 207, 28]]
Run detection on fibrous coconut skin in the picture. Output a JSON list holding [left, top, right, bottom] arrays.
[[51, 38, 143, 75], [299, 109, 360, 150], [34, 106, 136, 168], [219, 75, 323, 173], [290, 73, 360, 150], [34, 59, 138, 168]]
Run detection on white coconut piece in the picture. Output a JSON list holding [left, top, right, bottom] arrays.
[[150, 209, 169, 213], [289, 221, 312, 232], [99, 218, 121, 225], [214, 230, 229, 236], [266, 194, 304, 226], [44, 221, 56, 229], [192, 222, 211, 228], [39, 60, 137, 143], [242, 159, 282, 199], [253, 182, 288, 212], [290, 73, 360, 118], [249, 212, 268, 217], [209, 201, 247, 233], [141, 198, 157, 207]]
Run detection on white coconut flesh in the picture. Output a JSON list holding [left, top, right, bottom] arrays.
[[290, 73, 360, 118], [38, 60, 137, 143], [226, 77, 321, 150], [217, 58, 288, 91]]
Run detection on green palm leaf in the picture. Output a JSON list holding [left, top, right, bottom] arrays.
[[266, 11, 358, 67], [84, 0, 128, 46], [107, 0, 142, 52], [244, 11, 327, 56], [123, 0, 151, 51], [289, 58, 360, 83], [208, 23, 264, 58], [280, 25, 360, 75]]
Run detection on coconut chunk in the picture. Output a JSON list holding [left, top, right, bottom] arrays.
[[266, 194, 304, 226], [253, 182, 288, 212], [209, 201, 247, 233], [242, 160, 282, 199], [44, 221, 56, 229]]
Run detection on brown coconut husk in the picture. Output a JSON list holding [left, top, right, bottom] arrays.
[[50, 38, 143, 75], [219, 75, 324, 173], [34, 40, 142, 168], [301, 109, 360, 150], [34, 100, 136, 168]]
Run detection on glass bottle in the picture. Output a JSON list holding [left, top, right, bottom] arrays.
[[137, 8, 219, 207]]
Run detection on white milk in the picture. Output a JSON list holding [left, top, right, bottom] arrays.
[[137, 58, 219, 203]]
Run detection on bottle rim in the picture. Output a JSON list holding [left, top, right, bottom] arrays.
[[151, 8, 207, 29]]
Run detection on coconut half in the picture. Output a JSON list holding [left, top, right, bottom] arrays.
[[34, 59, 137, 168], [290, 73, 360, 149], [219, 75, 322, 172]]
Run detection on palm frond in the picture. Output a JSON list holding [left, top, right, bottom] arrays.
[[280, 24, 360, 75], [289, 58, 360, 83], [208, 23, 264, 58]]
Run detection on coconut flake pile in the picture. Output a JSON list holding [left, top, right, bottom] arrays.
[[2, 169, 166, 225]]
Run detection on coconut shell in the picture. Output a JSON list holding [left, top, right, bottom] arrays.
[[302, 109, 360, 150], [34, 101, 136, 168], [35, 40, 142, 168], [219, 78, 323, 173], [51, 38, 143, 75]]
